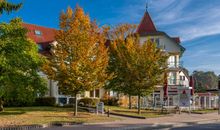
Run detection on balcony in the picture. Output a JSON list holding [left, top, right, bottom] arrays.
[[167, 61, 183, 69], [168, 79, 187, 86]]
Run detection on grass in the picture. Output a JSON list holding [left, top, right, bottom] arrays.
[[106, 106, 168, 118], [0, 107, 118, 127]]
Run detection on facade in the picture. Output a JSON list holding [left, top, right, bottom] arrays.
[[22, 10, 191, 106], [22, 23, 107, 104], [22, 23, 70, 104], [135, 10, 190, 107]]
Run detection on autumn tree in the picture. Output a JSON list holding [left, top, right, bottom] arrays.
[[0, 19, 47, 111], [106, 24, 167, 114], [0, 0, 22, 15], [42, 6, 111, 116]]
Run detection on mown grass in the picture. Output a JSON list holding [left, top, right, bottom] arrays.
[[106, 106, 168, 118], [0, 107, 118, 127]]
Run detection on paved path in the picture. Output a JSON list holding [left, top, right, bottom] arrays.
[[32, 112, 220, 130]]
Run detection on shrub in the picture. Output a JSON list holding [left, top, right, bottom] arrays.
[[100, 97, 119, 106], [3, 98, 33, 107], [78, 98, 100, 107], [69, 98, 76, 105], [34, 97, 56, 106]]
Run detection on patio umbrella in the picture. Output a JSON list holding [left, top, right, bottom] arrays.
[[189, 76, 194, 96], [163, 73, 168, 99]]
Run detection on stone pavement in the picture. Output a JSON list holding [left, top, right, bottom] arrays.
[[32, 112, 220, 130]]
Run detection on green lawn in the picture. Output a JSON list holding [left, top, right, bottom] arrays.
[[106, 106, 168, 118], [0, 107, 118, 127]]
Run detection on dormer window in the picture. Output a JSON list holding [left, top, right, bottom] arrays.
[[38, 44, 43, 51], [35, 30, 42, 35]]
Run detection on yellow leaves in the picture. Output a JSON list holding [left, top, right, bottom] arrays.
[[66, 6, 73, 19], [108, 24, 168, 96], [43, 5, 111, 95]]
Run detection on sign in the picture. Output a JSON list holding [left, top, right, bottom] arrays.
[[96, 102, 104, 114], [178, 88, 191, 107]]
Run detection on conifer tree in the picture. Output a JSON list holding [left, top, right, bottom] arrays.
[[0, 0, 22, 15]]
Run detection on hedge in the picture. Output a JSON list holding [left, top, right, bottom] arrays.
[[34, 97, 56, 106]]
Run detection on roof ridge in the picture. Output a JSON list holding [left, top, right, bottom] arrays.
[[22, 22, 57, 30]]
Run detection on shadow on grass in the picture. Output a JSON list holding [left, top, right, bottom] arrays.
[[5, 107, 79, 112], [0, 111, 25, 115], [114, 109, 158, 114]]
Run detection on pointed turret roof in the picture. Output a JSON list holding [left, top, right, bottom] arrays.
[[136, 11, 157, 35]]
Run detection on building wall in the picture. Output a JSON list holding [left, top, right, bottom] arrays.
[[139, 35, 181, 53], [179, 71, 189, 87]]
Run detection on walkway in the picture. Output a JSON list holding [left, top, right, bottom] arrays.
[[32, 112, 220, 130]]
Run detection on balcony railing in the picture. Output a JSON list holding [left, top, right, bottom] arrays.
[[167, 61, 183, 68], [168, 79, 187, 86]]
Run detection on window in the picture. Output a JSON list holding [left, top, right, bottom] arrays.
[[95, 89, 100, 98], [168, 56, 176, 67], [180, 76, 185, 81], [155, 38, 160, 46], [168, 72, 177, 85], [38, 44, 43, 51], [183, 76, 185, 80], [35, 30, 42, 35], [90, 90, 94, 97]]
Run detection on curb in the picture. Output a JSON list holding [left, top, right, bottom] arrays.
[[0, 125, 43, 130], [108, 112, 146, 119], [0, 122, 84, 130]]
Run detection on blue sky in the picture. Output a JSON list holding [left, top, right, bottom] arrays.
[[1, 0, 220, 75]]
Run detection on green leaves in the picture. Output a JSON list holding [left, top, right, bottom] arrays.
[[0, 18, 47, 104], [0, 0, 22, 15]]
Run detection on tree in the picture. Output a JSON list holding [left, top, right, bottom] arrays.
[[42, 6, 111, 116], [106, 24, 167, 114], [192, 71, 218, 92], [0, 0, 22, 15], [0, 18, 47, 111]]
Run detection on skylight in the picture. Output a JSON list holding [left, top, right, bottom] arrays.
[[35, 30, 42, 35]]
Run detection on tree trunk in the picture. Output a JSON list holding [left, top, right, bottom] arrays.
[[129, 95, 132, 109], [0, 98, 3, 112], [138, 95, 141, 114], [74, 94, 78, 116]]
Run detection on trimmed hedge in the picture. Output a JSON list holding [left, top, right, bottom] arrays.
[[78, 97, 100, 107], [3, 99, 33, 107], [69, 98, 76, 105], [100, 97, 119, 106], [34, 97, 56, 106]]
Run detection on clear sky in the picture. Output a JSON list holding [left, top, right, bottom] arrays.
[[1, 0, 220, 75]]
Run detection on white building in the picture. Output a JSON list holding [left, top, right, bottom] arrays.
[[22, 9, 191, 106], [135, 10, 191, 107]]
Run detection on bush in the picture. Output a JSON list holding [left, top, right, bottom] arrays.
[[78, 98, 100, 107], [100, 97, 119, 106], [34, 97, 56, 106], [3, 98, 34, 107], [69, 98, 76, 105]]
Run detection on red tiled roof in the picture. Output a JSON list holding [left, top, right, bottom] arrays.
[[22, 23, 56, 44], [172, 37, 181, 43], [136, 12, 157, 34]]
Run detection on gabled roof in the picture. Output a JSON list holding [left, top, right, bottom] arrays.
[[136, 11, 157, 35], [22, 23, 56, 44]]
